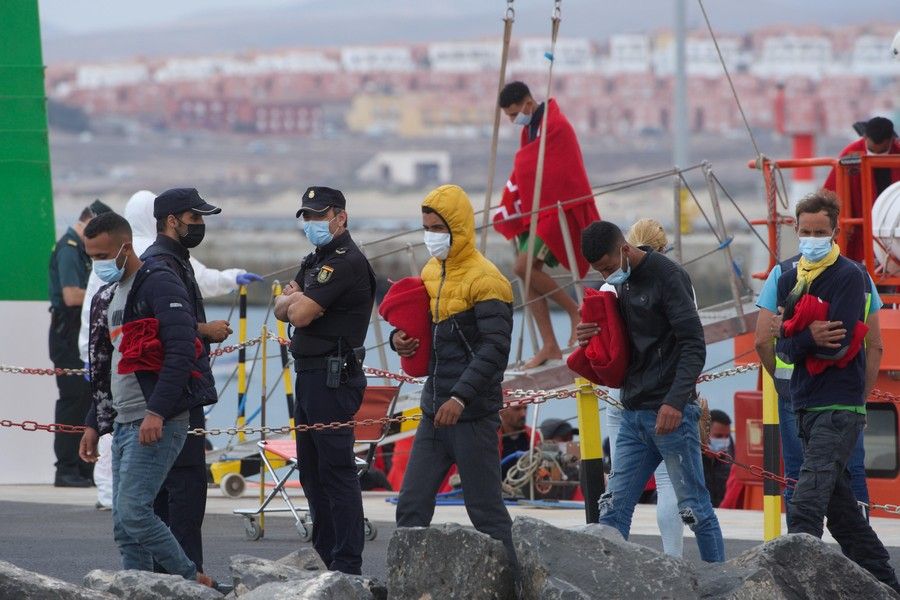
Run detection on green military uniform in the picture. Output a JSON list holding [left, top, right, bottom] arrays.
[[48, 226, 93, 486]]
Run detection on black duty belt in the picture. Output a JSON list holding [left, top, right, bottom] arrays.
[[294, 347, 366, 373]]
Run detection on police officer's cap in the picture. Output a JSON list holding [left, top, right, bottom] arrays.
[[153, 188, 221, 219], [88, 199, 113, 217], [296, 186, 346, 218]]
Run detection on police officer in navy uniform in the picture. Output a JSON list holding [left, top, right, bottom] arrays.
[[48, 199, 111, 487], [274, 186, 375, 575], [142, 188, 229, 580]]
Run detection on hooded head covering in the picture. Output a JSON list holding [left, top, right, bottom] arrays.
[[124, 190, 157, 255], [420, 185, 512, 322]]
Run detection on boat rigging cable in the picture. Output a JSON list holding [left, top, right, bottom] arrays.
[[479, 0, 516, 253], [696, 0, 791, 227], [517, 0, 562, 366]]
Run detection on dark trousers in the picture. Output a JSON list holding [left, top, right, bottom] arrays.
[[396, 414, 515, 566], [49, 309, 93, 480], [789, 410, 899, 590], [154, 410, 208, 573], [295, 369, 366, 575]]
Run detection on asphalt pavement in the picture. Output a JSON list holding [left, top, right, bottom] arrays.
[[4, 500, 900, 588]]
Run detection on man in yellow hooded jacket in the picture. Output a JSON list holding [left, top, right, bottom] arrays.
[[391, 184, 517, 564]]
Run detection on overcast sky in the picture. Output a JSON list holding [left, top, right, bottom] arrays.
[[39, 0, 300, 34], [39, 0, 900, 36]]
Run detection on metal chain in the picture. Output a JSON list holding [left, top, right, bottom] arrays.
[[696, 363, 759, 382], [701, 444, 900, 516], [0, 335, 269, 376]]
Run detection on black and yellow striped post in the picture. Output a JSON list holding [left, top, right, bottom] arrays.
[[576, 377, 604, 523], [237, 284, 248, 443], [762, 369, 781, 539], [272, 282, 296, 438]]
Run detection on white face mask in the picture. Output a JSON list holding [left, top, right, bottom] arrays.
[[424, 231, 451, 260]]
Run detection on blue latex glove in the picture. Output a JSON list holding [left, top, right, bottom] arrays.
[[83, 361, 90, 382], [235, 272, 264, 286]]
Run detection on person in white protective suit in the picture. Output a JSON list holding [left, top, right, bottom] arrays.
[[79, 190, 263, 509]]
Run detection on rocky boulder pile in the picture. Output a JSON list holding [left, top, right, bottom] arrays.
[[0, 548, 386, 600], [2, 518, 897, 599], [386, 516, 900, 600]]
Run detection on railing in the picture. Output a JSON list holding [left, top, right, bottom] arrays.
[[748, 154, 900, 305]]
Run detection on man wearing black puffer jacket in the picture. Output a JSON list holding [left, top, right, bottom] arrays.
[[392, 184, 516, 564], [78, 213, 216, 589]]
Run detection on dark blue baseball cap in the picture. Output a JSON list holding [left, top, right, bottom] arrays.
[[153, 188, 221, 219], [296, 186, 346, 218]]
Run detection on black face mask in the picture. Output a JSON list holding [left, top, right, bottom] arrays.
[[176, 219, 206, 249]]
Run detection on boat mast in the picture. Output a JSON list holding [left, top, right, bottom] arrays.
[[672, 0, 689, 259], [674, 0, 689, 170]]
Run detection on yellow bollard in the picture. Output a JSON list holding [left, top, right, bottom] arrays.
[[575, 377, 604, 523], [237, 285, 248, 443], [272, 282, 296, 438], [762, 369, 781, 540]]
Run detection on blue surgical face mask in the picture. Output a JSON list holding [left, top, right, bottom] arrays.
[[513, 106, 532, 127], [303, 217, 335, 247], [798, 236, 833, 262], [708, 437, 730, 453], [604, 248, 631, 285], [93, 244, 126, 283]]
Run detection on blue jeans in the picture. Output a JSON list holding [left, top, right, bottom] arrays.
[[605, 405, 684, 557], [112, 419, 196, 579], [599, 404, 725, 562], [778, 395, 869, 512]]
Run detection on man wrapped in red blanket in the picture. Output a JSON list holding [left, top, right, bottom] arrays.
[[495, 82, 600, 369]]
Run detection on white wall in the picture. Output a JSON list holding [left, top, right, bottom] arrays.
[[0, 302, 57, 484]]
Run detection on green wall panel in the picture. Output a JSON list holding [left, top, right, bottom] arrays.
[[0, 0, 55, 301]]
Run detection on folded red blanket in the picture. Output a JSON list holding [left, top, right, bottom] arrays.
[[566, 288, 629, 387], [781, 294, 868, 375], [118, 317, 203, 378], [378, 277, 432, 377]]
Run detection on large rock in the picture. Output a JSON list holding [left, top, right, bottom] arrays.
[[229, 555, 319, 591], [276, 549, 328, 573], [388, 524, 516, 600], [0, 560, 117, 600], [238, 572, 372, 599], [348, 575, 387, 600], [713, 533, 899, 600], [83, 569, 223, 599], [512, 516, 698, 600]]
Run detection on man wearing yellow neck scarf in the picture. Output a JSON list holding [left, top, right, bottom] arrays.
[[773, 191, 899, 592]]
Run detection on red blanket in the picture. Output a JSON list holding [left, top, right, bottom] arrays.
[[781, 294, 868, 375], [378, 277, 432, 377], [566, 288, 629, 387], [117, 317, 203, 377], [493, 98, 600, 278]]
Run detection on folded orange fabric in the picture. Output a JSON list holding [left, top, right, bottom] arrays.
[[566, 288, 629, 387], [118, 317, 203, 378], [378, 277, 432, 377]]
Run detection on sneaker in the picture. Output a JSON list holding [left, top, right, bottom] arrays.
[[54, 474, 92, 488], [95, 501, 111, 511]]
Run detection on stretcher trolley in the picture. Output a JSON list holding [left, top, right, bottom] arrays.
[[234, 381, 402, 541]]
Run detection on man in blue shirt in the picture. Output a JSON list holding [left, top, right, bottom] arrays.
[[755, 247, 883, 517], [770, 191, 898, 591]]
